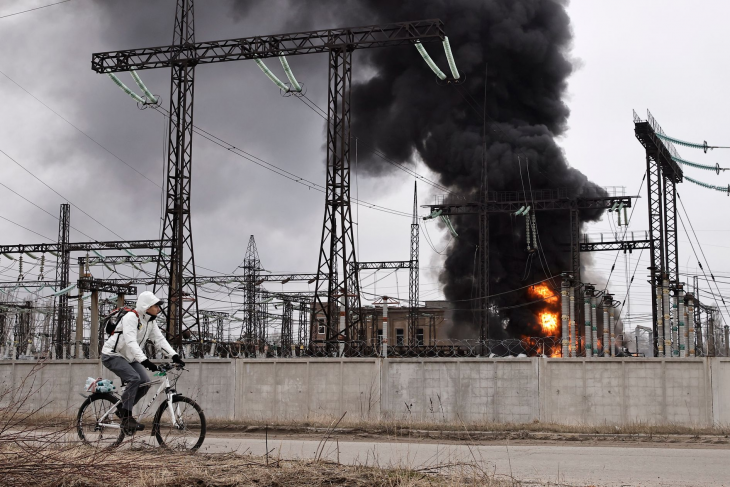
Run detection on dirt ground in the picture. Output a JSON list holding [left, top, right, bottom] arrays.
[[204, 424, 730, 450]]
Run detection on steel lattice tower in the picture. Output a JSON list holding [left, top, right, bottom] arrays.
[[54, 203, 70, 357], [242, 235, 263, 350], [153, 0, 201, 349], [408, 182, 419, 345], [634, 110, 682, 356], [93, 17, 447, 356], [281, 300, 293, 356], [313, 47, 362, 353]]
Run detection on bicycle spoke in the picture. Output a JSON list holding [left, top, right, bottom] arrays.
[[77, 395, 124, 448], [154, 396, 205, 451]]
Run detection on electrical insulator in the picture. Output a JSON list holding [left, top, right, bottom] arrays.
[[38, 254, 45, 281], [18, 255, 23, 282]]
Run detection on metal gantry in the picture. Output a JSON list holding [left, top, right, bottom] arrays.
[[92, 10, 447, 355], [425, 190, 639, 339], [634, 110, 683, 355]]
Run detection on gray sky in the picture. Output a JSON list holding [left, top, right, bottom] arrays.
[[0, 0, 728, 331]]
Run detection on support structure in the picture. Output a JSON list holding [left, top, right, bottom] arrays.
[[281, 299, 294, 356], [93, 15, 446, 355], [242, 236, 263, 351], [634, 110, 683, 356], [54, 204, 70, 357], [314, 46, 362, 352], [152, 0, 200, 349], [408, 182, 420, 347]]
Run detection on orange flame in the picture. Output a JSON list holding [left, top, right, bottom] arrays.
[[539, 312, 559, 335], [529, 283, 558, 304]]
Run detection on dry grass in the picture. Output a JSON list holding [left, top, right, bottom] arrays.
[[205, 416, 730, 439], [1, 363, 545, 487], [0, 446, 529, 487]]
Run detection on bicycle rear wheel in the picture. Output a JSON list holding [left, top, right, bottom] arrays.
[[152, 395, 206, 451], [77, 393, 125, 448]]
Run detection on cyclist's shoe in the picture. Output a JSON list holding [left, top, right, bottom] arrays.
[[122, 416, 145, 434], [117, 408, 144, 434]]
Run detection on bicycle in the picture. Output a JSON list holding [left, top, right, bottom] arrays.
[[76, 363, 206, 451]]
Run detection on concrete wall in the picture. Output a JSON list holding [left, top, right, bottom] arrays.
[[1, 358, 729, 427]]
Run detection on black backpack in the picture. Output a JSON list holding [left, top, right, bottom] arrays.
[[102, 307, 139, 336]]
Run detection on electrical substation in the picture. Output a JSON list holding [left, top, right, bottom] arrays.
[[2, 1, 730, 429], [0, 0, 730, 366]]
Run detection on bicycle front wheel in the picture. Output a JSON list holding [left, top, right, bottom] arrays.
[[152, 395, 206, 451], [77, 393, 125, 448]]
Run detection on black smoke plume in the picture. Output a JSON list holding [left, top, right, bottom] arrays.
[[234, 0, 606, 339]]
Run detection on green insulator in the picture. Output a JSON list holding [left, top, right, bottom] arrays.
[[415, 42, 447, 80], [130, 70, 158, 103], [442, 37, 460, 79], [107, 73, 145, 104], [278, 55, 302, 92], [254, 59, 289, 92]]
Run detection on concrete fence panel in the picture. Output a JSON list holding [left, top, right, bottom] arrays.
[[381, 359, 539, 424], [0, 357, 726, 427], [711, 358, 730, 425]]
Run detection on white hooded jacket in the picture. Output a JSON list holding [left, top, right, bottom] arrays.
[[101, 291, 177, 363]]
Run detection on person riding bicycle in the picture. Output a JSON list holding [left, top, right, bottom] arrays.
[[101, 291, 184, 433]]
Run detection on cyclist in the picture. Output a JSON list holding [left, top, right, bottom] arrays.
[[100, 291, 185, 433]]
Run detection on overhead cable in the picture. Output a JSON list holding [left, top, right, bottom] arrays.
[[0, 68, 161, 189], [0, 0, 71, 19]]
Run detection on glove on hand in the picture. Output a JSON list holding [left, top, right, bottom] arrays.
[[141, 359, 159, 372], [171, 354, 185, 367]]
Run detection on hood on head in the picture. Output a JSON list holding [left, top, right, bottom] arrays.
[[136, 291, 162, 315]]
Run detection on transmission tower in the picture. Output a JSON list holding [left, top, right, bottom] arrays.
[[54, 203, 70, 357], [93, 12, 446, 354], [152, 0, 201, 348], [633, 110, 682, 355], [242, 235, 263, 351], [408, 182, 419, 345]]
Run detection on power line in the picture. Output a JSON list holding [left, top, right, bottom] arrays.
[[294, 94, 452, 194], [0, 149, 126, 240], [151, 105, 412, 218], [0, 180, 99, 242], [601, 172, 647, 291], [0, 0, 71, 20], [0, 214, 54, 241], [0, 69, 161, 189], [676, 193, 728, 324]]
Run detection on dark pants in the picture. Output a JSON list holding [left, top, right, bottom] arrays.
[[101, 354, 150, 411]]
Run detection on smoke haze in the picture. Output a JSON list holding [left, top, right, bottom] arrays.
[[233, 0, 606, 338]]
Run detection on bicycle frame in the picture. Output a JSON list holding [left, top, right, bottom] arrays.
[[94, 372, 181, 430]]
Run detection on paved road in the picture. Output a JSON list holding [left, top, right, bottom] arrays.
[[132, 434, 730, 486]]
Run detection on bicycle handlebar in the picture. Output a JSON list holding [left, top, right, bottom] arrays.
[[158, 363, 186, 372]]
